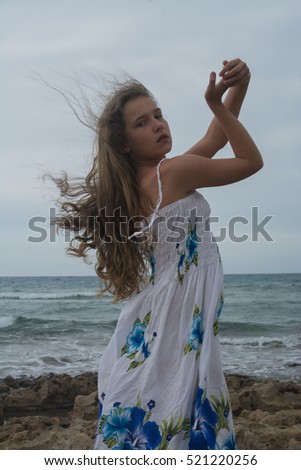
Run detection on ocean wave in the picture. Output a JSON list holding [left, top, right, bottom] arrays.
[[0, 315, 57, 332], [0, 316, 15, 329], [220, 334, 300, 348], [0, 291, 98, 300], [0, 315, 118, 335], [220, 321, 271, 334]]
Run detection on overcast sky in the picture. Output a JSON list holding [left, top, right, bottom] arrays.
[[1, 0, 300, 277]]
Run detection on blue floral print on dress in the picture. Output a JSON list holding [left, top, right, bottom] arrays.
[[121, 311, 156, 370], [97, 396, 189, 450], [146, 243, 156, 284], [184, 305, 204, 358], [216, 429, 236, 450], [126, 322, 146, 355], [176, 219, 198, 284], [98, 398, 161, 450], [189, 387, 218, 449], [186, 220, 198, 263], [188, 387, 236, 450], [104, 406, 161, 450]]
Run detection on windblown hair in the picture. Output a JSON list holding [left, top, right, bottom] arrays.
[[52, 79, 155, 302]]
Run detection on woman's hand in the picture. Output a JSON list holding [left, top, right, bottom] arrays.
[[205, 58, 251, 108], [184, 58, 251, 158], [204, 71, 227, 108], [219, 58, 251, 88]]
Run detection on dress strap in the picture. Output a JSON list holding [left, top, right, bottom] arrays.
[[154, 158, 164, 212], [128, 159, 164, 240]]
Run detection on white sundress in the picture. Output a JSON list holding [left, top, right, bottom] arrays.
[[94, 159, 236, 450]]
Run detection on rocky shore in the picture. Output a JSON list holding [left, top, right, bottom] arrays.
[[0, 372, 300, 450]]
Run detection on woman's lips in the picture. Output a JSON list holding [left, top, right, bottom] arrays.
[[157, 133, 169, 143]]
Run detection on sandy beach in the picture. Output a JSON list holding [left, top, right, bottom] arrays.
[[0, 372, 300, 450]]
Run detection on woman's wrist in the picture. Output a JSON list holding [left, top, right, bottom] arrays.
[[206, 100, 226, 113]]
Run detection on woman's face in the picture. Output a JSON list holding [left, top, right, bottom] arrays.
[[122, 96, 172, 162]]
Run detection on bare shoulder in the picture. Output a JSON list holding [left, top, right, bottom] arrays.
[[160, 154, 208, 191], [162, 154, 204, 171], [157, 156, 202, 199], [139, 158, 197, 211]]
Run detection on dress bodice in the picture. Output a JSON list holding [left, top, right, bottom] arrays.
[[147, 191, 219, 282]]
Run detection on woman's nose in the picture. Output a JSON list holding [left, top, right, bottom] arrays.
[[153, 118, 163, 132]]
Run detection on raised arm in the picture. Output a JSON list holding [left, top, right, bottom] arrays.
[[185, 58, 251, 158], [163, 68, 263, 190]]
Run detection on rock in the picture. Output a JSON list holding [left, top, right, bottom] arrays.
[[3, 376, 17, 388], [230, 377, 301, 450], [1, 372, 97, 418], [72, 391, 98, 421], [0, 372, 98, 450], [236, 379, 301, 413]]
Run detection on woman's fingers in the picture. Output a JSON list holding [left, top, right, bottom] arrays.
[[209, 71, 216, 85], [205, 71, 228, 105], [219, 58, 250, 86]]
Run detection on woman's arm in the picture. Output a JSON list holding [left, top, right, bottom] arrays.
[[185, 58, 251, 158], [164, 69, 263, 190]]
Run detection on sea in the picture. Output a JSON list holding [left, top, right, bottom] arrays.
[[0, 273, 300, 383]]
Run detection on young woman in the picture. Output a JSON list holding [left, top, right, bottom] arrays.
[[54, 58, 263, 450]]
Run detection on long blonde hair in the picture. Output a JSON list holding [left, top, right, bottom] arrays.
[[52, 79, 155, 302]]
